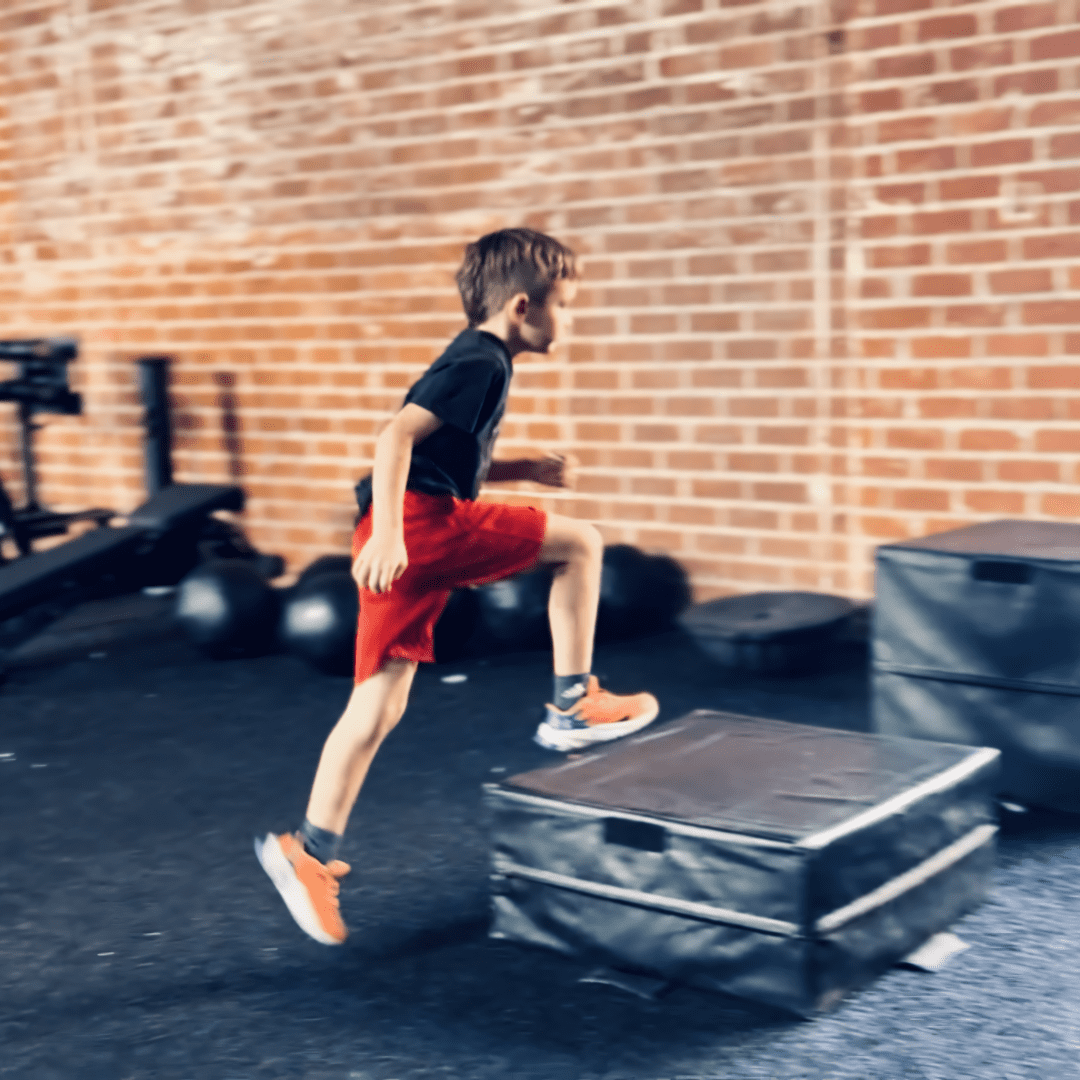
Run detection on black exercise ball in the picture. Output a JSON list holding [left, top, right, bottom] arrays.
[[297, 553, 353, 587], [279, 571, 359, 677], [175, 559, 280, 658], [473, 567, 553, 653], [679, 590, 857, 676], [596, 544, 691, 642], [433, 588, 481, 663]]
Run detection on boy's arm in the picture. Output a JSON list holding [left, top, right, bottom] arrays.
[[353, 403, 443, 594], [486, 453, 576, 488]]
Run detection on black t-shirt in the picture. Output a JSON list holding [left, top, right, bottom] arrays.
[[355, 329, 512, 516]]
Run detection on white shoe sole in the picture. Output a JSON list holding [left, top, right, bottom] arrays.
[[254, 833, 343, 946], [533, 702, 660, 753]]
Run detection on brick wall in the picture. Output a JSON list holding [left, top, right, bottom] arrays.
[[1, 0, 1078, 599]]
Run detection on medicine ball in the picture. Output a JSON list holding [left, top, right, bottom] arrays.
[[297, 553, 353, 587], [679, 591, 857, 676], [279, 570, 359, 677], [175, 559, 280, 658], [596, 545, 691, 642], [433, 588, 481, 663], [473, 567, 553, 653]]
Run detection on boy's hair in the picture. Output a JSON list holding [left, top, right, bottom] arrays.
[[455, 228, 577, 327]]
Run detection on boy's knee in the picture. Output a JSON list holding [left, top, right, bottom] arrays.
[[580, 522, 603, 562], [564, 521, 602, 566]]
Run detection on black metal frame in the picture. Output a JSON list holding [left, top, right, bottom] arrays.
[[0, 338, 114, 561]]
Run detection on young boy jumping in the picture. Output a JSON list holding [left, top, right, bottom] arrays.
[[256, 228, 659, 946]]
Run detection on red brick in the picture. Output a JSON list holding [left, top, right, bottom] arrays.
[[946, 240, 1007, 264], [868, 243, 932, 269], [1028, 366, 1080, 388], [926, 458, 983, 482], [970, 139, 1033, 168], [875, 52, 935, 80], [1052, 134, 1080, 160], [1042, 493, 1080, 517], [965, 490, 1026, 514], [950, 42, 1013, 71], [994, 3, 1057, 33], [912, 274, 972, 297], [1023, 234, 1080, 260], [1023, 300, 1080, 324], [911, 337, 971, 359], [896, 147, 956, 174], [913, 209, 973, 234], [939, 176, 999, 201], [990, 269, 1054, 294], [878, 116, 938, 142], [959, 430, 1019, 452], [986, 335, 1050, 357], [998, 460, 1059, 483], [887, 428, 946, 451], [918, 14, 977, 41], [945, 305, 1007, 327], [861, 306, 932, 330], [926, 79, 980, 105], [895, 488, 951, 512], [994, 69, 1058, 96], [1031, 29, 1080, 62]]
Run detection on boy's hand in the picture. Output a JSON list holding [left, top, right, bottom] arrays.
[[352, 532, 409, 594], [530, 453, 578, 489]]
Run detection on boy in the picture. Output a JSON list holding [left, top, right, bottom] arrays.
[[256, 228, 659, 946]]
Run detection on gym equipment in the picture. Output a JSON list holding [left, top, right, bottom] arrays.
[[175, 559, 280, 658], [296, 553, 353, 587], [486, 710, 999, 1016], [597, 544, 691, 642], [872, 519, 1080, 812], [0, 352, 282, 639], [279, 570, 358, 677], [0, 482, 246, 625], [473, 567, 553, 653], [0, 337, 113, 559], [679, 591, 857, 676]]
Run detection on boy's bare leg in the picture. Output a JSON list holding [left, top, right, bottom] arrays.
[[254, 658, 417, 946], [305, 658, 419, 835], [535, 513, 659, 751], [537, 512, 603, 674]]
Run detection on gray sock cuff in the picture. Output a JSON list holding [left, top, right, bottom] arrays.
[[299, 818, 343, 865], [553, 673, 590, 708]]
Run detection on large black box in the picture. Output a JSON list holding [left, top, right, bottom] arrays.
[[872, 519, 1080, 810], [486, 711, 998, 1016]]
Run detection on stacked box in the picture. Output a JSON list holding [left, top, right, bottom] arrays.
[[486, 711, 998, 1016], [872, 519, 1080, 811]]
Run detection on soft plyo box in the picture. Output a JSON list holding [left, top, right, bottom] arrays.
[[873, 518, 1080, 810], [485, 711, 998, 1016]]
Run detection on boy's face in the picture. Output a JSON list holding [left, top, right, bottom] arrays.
[[519, 278, 577, 355]]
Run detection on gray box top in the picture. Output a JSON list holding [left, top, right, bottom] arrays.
[[878, 519, 1080, 563], [499, 711, 986, 842]]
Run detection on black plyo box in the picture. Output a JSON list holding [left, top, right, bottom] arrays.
[[486, 711, 998, 1016], [873, 518, 1080, 810]]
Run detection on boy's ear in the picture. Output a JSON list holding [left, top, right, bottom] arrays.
[[505, 291, 530, 322]]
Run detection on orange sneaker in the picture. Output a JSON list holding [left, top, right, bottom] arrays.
[[254, 832, 350, 945], [534, 676, 660, 752]]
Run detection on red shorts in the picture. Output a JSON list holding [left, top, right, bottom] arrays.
[[351, 491, 547, 682]]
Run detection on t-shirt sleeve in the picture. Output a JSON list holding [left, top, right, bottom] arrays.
[[405, 356, 505, 434]]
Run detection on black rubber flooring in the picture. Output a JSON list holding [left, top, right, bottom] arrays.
[[1, 595, 1079, 1080]]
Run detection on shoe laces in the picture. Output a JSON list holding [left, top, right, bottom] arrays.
[[318, 859, 351, 899]]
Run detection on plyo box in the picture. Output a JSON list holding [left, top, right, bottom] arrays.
[[873, 519, 1080, 811], [486, 711, 998, 1016]]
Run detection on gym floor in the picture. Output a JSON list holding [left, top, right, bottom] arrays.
[[1, 595, 1078, 1080]]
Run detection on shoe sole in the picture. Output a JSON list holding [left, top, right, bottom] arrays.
[[254, 833, 344, 946], [533, 703, 660, 753]]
